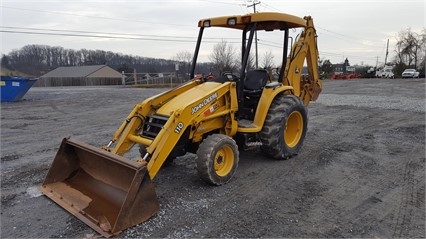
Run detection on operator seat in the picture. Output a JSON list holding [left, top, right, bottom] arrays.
[[239, 69, 269, 121], [207, 72, 239, 83], [243, 69, 269, 96]]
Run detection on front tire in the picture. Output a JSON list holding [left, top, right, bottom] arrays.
[[196, 134, 239, 185], [260, 94, 308, 159]]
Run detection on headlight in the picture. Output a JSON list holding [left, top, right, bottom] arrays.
[[227, 18, 237, 25]]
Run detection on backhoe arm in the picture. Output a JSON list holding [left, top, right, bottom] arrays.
[[284, 16, 322, 105]]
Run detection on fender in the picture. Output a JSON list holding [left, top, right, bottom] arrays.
[[237, 83, 294, 133]]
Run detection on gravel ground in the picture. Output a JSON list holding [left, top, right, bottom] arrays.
[[1, 78, 425, 238]]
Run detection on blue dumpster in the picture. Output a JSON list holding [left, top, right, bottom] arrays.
[[1, 76, 37, 102]]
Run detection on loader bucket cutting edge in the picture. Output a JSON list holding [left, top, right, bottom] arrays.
[[39, 138, 160, 237]]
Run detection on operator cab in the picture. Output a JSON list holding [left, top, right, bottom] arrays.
[[190, 12, 308, 120]]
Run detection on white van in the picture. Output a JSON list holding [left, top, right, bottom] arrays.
[[376, 66, 394, 78]]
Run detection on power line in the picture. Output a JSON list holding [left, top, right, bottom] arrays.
[[250, 2, 386, 49], [1, 29, 378, 63], [258, 42, 282, 48], [316, 29, 385, 49], [197, 0, 244, 6], [0, 5, 193, 27], [260, 2, 282, 12], [2, 4, 384, 50], [0, 30, 197, 43], [1, 3, 384, 63], [0, 26, 241, 41], [1, 26, 195, 39], [316, 26, 357, 40], [0, 29, 242, 44]]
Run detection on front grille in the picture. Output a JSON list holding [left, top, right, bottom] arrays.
[[141, 114, 169, 139]]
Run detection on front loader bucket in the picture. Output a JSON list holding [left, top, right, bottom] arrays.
[[40, 138, 160, 237]]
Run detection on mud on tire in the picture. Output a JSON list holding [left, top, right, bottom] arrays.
[[260, 94, 308, 159], [196, 134, 239, 185]]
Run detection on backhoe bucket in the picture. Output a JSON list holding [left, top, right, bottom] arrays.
[[40, 138, 160, 237]]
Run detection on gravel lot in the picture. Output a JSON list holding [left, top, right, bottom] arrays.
[[1, 78, 425, 238]]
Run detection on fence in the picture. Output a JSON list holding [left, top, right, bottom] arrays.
[[34, 77, 122, 87], [34, 72, 190, 87], [122, 72, 189, 87]]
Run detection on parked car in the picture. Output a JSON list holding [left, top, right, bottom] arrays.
[[402, 69, 420, 78], [382, 68, 394, 78], [375, 65, 394, 78]]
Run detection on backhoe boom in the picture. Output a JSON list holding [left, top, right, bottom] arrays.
[[284, 16, 322, 105]]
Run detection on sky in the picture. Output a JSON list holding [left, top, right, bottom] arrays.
[[0, 0, 425, 67]]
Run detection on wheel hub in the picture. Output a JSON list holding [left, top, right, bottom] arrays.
[[214, 147, 234, 177], [285, 111, 303, 148]]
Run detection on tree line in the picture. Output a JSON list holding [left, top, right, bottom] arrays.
[[1, 27, 424, 78], [393, 28, 426, 76], [0, 44, 210, 77]]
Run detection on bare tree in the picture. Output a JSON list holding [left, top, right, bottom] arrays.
[[209, 40, 238, 75], [319, 58, 333, 76], [394, 28, 425, 69], [420, 28, 426, 74], [173, 50, 193, 79], [244, 51, 256, 71], [261, 50, 275, 69]]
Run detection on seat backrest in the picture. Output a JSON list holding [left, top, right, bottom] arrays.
[[244, 69, 268, 90]]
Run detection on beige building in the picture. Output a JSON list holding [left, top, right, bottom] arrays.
[[37, 65, 122, 86]]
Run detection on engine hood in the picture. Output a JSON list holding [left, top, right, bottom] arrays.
[[155, 81, 223, 116]]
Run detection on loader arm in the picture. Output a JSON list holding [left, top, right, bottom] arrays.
[[105, 79, 202, 155], [105, 80, 238, 179], [284, 16, 322, 105]]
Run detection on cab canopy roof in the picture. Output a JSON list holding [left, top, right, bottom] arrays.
[[198, 12, 307, 30]]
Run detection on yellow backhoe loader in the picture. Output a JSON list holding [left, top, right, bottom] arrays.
[[40, 12, 322, 237]]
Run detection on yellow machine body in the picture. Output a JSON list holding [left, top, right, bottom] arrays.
[[40, 11, 322, 237]]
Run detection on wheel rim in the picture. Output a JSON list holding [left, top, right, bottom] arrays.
[[284, 111, 303, 148], [214, 145, 234, 177]]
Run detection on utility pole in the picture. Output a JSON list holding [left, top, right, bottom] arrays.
[[247, 1, 260, 68], [384, 39, 389, 66]]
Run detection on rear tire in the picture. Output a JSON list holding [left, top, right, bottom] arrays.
[[196, 134, 239, 185], [260, 94, 307, 159]]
